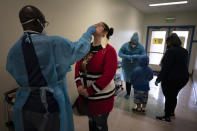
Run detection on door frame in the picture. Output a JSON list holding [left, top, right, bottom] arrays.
[[145, 25, 196, 66]]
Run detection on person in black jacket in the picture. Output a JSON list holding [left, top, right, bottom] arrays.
[[155, 33, 189, 122]]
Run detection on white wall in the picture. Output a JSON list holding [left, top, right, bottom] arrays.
[[192, 41, 197, 105], [142, 11, 197, 74], [0, 0, 144, 130], [193, 42, 197, 81]]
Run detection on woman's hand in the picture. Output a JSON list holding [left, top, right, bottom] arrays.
[[81, 89, 89, 98], [78, 86, 89, 97], [77, 86, 84, 94]]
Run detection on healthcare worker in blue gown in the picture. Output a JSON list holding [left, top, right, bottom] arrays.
[[6, 5, 96, 131], [118, 32, 146, 99]]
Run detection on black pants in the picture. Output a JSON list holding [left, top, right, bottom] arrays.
[[161, 79, 188, 117], [126, 82, 132, 95], [88, 113, 109, 131], [23, 110, 60, 131]]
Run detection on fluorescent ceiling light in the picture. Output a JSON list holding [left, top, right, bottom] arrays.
[[149, 1, 188, 7]]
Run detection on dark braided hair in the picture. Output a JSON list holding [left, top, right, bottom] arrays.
[[101, 22, 114, 39]]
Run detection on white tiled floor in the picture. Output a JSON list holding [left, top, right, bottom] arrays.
[[73, 78, 197, 131]]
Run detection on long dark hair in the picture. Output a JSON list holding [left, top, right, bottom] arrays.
[[101, 22, 114, 39], [167, 33, 182, 47]]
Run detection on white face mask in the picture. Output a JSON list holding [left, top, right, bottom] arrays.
[[22, 18, 47, 35], [41, 29, 47, 35], [131, 44, 137, 48], [37, 19, 47, 35], [21, 18, 36, 25]]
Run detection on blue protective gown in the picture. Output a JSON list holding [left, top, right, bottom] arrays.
[[118, 33, 146, 83], [6, 31, 93, 131]]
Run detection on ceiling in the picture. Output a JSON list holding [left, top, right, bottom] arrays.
[[127, 0, 197, 13]]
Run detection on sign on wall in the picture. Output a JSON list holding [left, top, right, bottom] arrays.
[[153, 38, 163, 44]]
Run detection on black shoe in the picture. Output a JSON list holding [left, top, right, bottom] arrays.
[[170, 113, 175, 117], [156, 116, 171, 122], [141, 108, 146, 113], [170, 113, 176, 119]]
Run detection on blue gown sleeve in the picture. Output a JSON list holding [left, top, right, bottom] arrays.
[[53, 31, 92, 68], [118, 44, 130, 59], [131, 44, 146, 59], [6, 50, 22, 86], [139, 45, 146, 55], [6, 51, 13, 75]]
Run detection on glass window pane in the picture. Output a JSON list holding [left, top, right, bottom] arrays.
[[149, 31, 166, 65], [149, 53, 163, 65], [172, 31, 189, 49], [150, 31, 166, 53]]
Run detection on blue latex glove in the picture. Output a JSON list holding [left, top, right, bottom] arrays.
[[128, 55, 134, 60], [155, 81, 159, 86], [87, 26, 96, 35], [132, 55, 139, 59]]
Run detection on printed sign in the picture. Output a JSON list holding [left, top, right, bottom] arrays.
[[153, 38, 163, 44]]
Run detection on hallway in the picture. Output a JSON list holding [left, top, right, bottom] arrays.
[[1, 0, 197, 130]]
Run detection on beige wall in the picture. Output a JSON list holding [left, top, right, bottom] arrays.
[[142, 11, 197, 74], [0, 0, 144, 130]]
